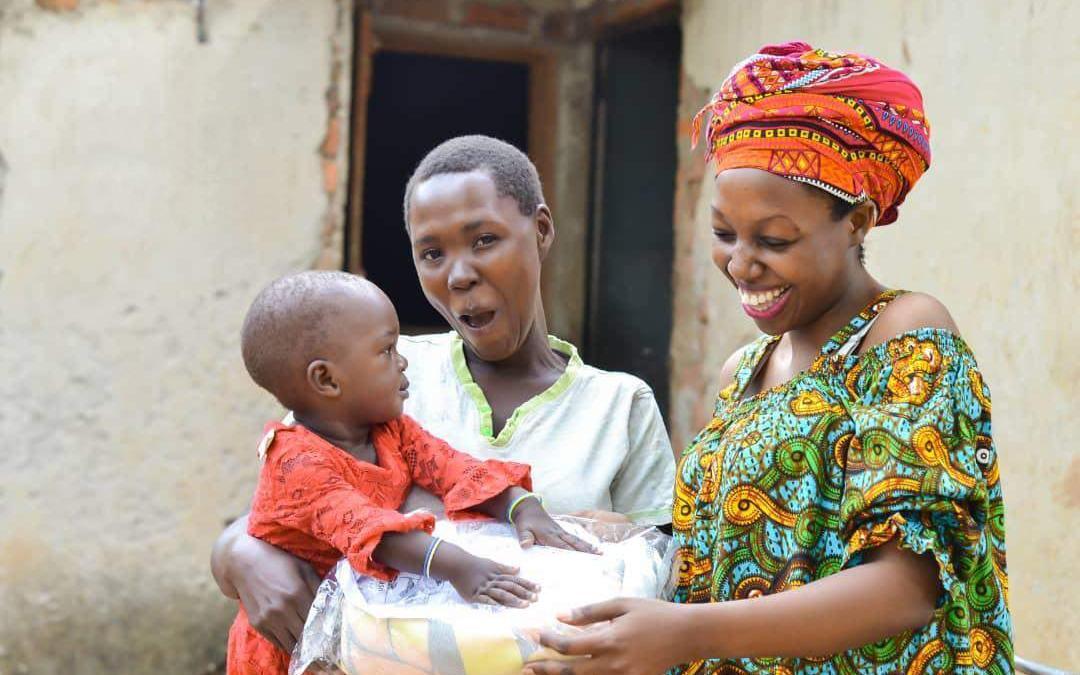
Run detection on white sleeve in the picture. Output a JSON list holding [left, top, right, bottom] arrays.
[[610, 386, 676, 525]]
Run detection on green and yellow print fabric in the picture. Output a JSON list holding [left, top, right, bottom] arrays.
[[670, 294, 1012, 674]]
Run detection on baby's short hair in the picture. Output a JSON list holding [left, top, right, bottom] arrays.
[[241, 271, 371, 399], [402, 135, 543, 226]]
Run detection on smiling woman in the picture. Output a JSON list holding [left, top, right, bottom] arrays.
[[526, 41, 1012, 675]]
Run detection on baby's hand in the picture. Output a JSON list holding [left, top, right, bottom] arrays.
[[446, 554, 540, 608], [513, 499, 599, 554]]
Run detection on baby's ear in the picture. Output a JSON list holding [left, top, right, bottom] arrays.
[[306, 359, 341, 398]]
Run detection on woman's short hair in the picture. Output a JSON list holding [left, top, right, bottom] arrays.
[[402, 135, 543, 226]]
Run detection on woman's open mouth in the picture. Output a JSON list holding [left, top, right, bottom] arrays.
[[398, 377, 410, 398], [459, 310, 496, 331], [739, 285, 791, 320]]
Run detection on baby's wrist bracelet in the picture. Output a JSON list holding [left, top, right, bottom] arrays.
[[507, 492, 544, 524], [422, 536, 443, 578]]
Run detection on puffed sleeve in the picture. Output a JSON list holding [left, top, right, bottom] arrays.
[[392, 415, 532, 520], [611, 386, 676, 525], [253, 439, 434, 581], [839, 329, 1009, 618]]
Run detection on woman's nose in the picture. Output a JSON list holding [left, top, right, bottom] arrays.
[[397, 352, 408, 372], [726, 244, 762, 282], [447, 257, 479, 290]]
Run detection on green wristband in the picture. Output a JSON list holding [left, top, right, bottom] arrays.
[[507, 492, 544, 524]]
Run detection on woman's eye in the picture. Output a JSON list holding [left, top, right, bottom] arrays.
[[712, 230, 735, 243], [760, 237, 792, 249], [420, 249, 442, 262], [475, 234, 497, 247]]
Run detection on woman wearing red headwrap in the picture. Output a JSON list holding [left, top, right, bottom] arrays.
[[526, 42, 1012, 675]]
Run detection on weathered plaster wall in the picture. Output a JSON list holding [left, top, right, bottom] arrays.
[[543, 40, 593, 345], [0, 1, 350, 672], [671, 0, 1078, 668]]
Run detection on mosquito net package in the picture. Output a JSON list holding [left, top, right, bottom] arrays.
[[290, 516, 674, 675]]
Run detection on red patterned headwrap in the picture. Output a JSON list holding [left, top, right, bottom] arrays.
[[692, 41, 931, 225]]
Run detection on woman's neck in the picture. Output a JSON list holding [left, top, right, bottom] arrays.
[[786, 267, 885, 360], [292, 410, 371, 456]]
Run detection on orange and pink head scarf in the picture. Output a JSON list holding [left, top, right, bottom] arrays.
[[692, 41, 931, 225]]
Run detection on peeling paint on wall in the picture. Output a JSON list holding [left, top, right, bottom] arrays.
[[313, 0, 351, 270], [35, 0, 79, 12], [671, 0, 1080, 667], [0, 2, 350, 672]]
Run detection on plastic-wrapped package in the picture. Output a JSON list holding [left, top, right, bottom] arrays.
[[290, 516, 674, 675]]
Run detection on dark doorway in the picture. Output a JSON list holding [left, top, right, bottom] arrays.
[[585, 22, 681, 420], [359, 51, 530, 332]]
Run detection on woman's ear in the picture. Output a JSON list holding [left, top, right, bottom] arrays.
[[534, 204, 556, 261], [306, 360, 341, 398], [848, 200, 878, 246]]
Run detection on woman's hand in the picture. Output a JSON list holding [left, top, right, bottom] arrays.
[[513, 499, 598, 553], [524, 598, 688, 675], [226, 531, 323, 653], [569, 509, 633, 525]]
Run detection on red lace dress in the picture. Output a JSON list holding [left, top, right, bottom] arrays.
[[226, 415, 532, 675]]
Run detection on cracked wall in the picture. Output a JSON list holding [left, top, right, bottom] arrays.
[[671, 0, 1079, 668], [0, 1, 350, 672]]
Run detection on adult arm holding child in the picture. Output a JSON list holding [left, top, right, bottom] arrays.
[[211, 514, 322, 653]]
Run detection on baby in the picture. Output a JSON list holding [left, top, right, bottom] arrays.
[[226, 271, 592, 675]]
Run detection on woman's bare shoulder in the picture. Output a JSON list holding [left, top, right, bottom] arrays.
[[718, 345, 748, 391], [863, 291, 960, 351]]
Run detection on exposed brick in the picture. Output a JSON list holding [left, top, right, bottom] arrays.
[[373, 0, 452, 25], [320, 116, 341, 159], [463, 2, 533, 33], [322, 158, 338, 200], [542, 10, 583, 42], [35, 0, 78, 11], [590, 0, 677, 32]]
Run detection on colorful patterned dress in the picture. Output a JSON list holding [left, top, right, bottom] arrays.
[[671, 291, 1012, 674]]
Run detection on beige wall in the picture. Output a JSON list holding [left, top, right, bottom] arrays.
[[0, 1, 350, 672], [670, 0, 1079, 668]]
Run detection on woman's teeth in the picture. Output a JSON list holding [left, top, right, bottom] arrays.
[[739, 286, 789, 309]]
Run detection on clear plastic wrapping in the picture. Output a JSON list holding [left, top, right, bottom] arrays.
[[290, 516, 674, 675]]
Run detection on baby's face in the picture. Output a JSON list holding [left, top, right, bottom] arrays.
[[325, 287, 409, 425]]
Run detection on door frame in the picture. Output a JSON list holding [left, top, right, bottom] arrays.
[[344, 12, 558, 275]]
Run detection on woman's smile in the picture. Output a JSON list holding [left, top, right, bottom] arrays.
[[738, 285, 791, 319]]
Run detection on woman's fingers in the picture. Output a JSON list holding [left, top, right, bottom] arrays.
[[568, 509, 632, 524], [558, 599, 627, 626], [537, 627, 608, 656], [289, 603, 311, 649], [300, 563, 323, 597], [263, 627, 290, 655]]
